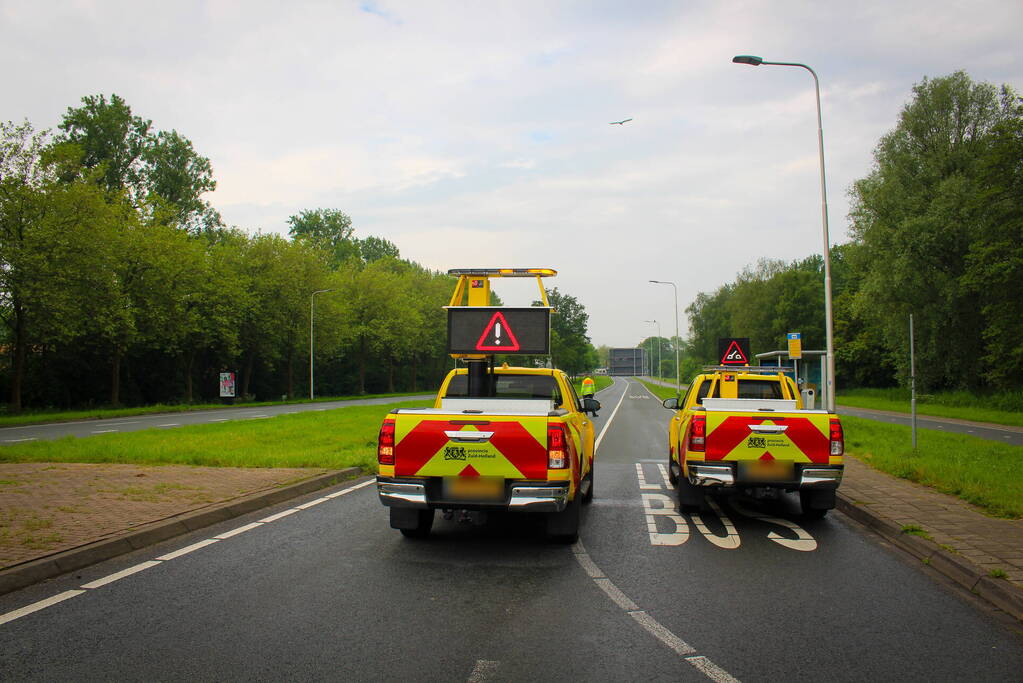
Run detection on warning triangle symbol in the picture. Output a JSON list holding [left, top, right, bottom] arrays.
[[475, 311, 521, 351], [721, 340, 749, 365], [459, 464, 480, 478]]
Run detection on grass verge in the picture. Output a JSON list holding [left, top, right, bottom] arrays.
[[843, 415, 1023, 519], [0, 400, 432, 471], [637, 379, 678, 401], [837, 388, 1023, 427], [0, 391, 436, 429]]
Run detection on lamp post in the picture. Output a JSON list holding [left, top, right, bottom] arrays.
[[644, 319, 661, 381], [309, 288, 333, 400], [649, 280, 680, 398], [732, 54, 836, 412]]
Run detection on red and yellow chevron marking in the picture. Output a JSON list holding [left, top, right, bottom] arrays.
[[394, 415, 549, 479], [704, 414, 833, 464]]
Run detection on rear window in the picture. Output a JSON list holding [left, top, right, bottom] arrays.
[[736, 380, 784, 400], [445, 374, 562, 404]]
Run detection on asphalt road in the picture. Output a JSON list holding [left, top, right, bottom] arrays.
[[0, 394, 434, 444], [2, 377, 1021, 681], [836, 405, 1023, 446]]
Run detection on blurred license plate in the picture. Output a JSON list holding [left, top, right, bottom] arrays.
[[741, 460, 794, 482], [445, 477, 504, 501]]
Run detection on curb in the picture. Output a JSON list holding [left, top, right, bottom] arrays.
[[0, 467, 363, 597], [836, 492, 1023, 623]]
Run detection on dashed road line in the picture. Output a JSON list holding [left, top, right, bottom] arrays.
[[156, 538, 220, 561], [3, 437, 37, 443], [571, 540, 740, 682], [91, 430, 118, 434], [158, 423, 180, 428], [0, 590, 86, 626], [80, 561, 162, 589]]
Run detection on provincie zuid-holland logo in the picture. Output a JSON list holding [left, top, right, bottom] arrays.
[[443, 446, 497, 461]]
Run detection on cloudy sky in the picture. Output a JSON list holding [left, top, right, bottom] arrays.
[[3, 1, 1021, 347]]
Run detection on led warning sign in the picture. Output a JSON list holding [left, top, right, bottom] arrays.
[[447, 307, 551, 354], [718, 337, 751, 365]]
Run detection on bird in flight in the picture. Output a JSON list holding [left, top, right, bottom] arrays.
[[609, 118, 633, 125]]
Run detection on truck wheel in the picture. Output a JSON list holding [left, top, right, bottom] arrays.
[[799, 489, 835, 520], [667, 455, 678, 486], [676, 474, 704, 512], [392, 508, 434, 538], [582, 468, 594, 504], [547, 494, 581, 543]]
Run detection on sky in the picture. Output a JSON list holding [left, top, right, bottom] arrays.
[[3, 1, 1022, 348]]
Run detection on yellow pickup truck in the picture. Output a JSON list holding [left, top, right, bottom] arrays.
[[377, 365, 599, 541], [662, 367, 844, 518]]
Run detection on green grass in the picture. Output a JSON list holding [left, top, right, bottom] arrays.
[[837, 388, 1023, 427], [900, 524, 933, 540], [0, 390, 436, 428], [843, 416, 1023, 519], [637, 379, 679, 402], [0, 400, 432, 471]]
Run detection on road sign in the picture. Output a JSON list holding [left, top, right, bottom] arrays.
[[718, 338, 751, 365], [787, 332, 802, 360], [447, 307, 551, 354]]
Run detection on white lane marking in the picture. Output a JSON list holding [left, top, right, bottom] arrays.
[[155, 538, 219, 561], [691, 499, 741, 550], [97, 421, 141, 426], [642, 493, 689, 546], [571, 541, 741, 682], [296, 496, 330, 510], [656, 464, 671, 488], [635, 462, 660, 490], [729, 500, 817, 552], [80, 560, 162, 589], [3, 437, 36, 443], [208, 419, 229, 423], [686, 656, 742, 683], [91, 430, 118, 434], [214, 522, 263, 540], [0, 590, 86, 626], [158, 423, 180, 427], [594, 379, 630, 452], [594, 578, 639, 611], [249, 415, 271, 419], [467, 659, 499, 682], [259, 508, 300, 522], [326, 479, 375, 497], [0, 479, 376, 629], [631, 611, 696, 655]]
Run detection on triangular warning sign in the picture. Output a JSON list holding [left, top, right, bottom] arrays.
[[721, 340, 749, 365], [475, 311, 521, 351], [459, 464, 480, 478]]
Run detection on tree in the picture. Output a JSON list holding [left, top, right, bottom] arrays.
[[849, 71, 1022, 390], [287, 208, 359, 266], [538, 288, 593, 376], [358, 235, 400, 262]]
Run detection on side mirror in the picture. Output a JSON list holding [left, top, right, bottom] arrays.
[[662, 397, 679, 410], [583, 397, 601, 416]]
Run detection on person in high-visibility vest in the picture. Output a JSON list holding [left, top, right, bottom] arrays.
[[581, 375, 595, 397]]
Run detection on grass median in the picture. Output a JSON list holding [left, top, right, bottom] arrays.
[[838, 388, 1023, 427], [0, 400, 432, 471]]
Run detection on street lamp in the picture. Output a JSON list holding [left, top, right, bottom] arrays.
[[644, 319, 661, 381], [649, 280, 680, 398], [732, 54, 836, 412], [309, 288, 333, 400]]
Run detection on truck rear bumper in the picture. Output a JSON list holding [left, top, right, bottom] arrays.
[[377, 477, 569, 512], [686, 463, 843, 489]]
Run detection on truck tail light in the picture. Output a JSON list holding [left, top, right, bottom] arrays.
[[378, 419, 396, 465], [688, 415, 706, 453], [829, 418, 844, 456], [547, 424, 568, 469]]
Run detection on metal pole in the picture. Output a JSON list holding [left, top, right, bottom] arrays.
[[732, 57, 836, 413], [650, 280, 681, 398], [910, 313, 917, 449], [309, 289, 333, 400]]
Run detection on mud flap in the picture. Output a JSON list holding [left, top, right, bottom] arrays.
[[546, 494, 581, 543], [391, 508, 434, 537]]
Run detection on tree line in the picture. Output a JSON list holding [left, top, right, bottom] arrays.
[[0, 95, 596, 411], [683, 71, 1023, 393]]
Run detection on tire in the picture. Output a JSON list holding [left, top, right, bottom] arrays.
[[676, 472, 705, 512], [800, 489, 835, 520], [582, 467, 594, 504], [547, 494, 581, 543], [395, 509, 434, 538], [667, 452, 678, 486]]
